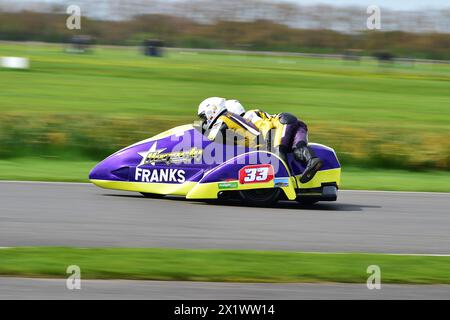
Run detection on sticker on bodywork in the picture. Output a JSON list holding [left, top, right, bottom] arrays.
[[239, 164, 274, 184], [274, 177, 290, 188], [218, 181, 238, 190], [145, 147, 203, 165], [134, 167, 186, 183], [132, 166, 202, 184]]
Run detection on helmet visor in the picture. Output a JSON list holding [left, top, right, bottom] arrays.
[[198, 112, 207, 122]]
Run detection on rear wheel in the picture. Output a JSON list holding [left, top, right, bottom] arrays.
[[239, 188, 281, 207], [140, 193, 165, 199]]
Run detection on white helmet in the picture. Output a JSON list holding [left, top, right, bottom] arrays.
[[225, 99, 246, 116], [198, 97, 226, 124]]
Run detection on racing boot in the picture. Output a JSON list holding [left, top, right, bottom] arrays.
[[293, 142, 323, 184]]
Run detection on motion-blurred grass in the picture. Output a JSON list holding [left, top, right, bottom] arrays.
[[1, 247, 449, 284], [0, 43, 449, 171]]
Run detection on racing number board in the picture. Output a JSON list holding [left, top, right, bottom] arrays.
[[239, 164, 274, 184]]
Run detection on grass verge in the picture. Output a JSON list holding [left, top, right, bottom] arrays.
[[0, 158, 449, 192], [341, 167, 450, 193], [0, 158, 96, 182], [0, 247, 449, 284]]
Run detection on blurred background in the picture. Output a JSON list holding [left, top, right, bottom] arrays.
[[0, 0, 449, 188]]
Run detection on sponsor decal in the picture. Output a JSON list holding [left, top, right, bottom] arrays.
[[218, 181, 238, 190], [274, 177, 290, 188], [145, 147, 203, 165], [134, 167, 186, 183], [138, 142, 167, 165], [239, 164, 274, 184]]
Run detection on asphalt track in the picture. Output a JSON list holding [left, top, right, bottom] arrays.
[[1, 181, 449, 254], [1, 181, 450, 299], [1, 278, 449, 300]]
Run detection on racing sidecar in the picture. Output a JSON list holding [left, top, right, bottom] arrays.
[[89, 123, 341, 206]]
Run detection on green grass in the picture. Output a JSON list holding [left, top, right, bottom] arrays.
[[1, 43, 449, 131], [0, 158, 96, 182], [0, 247, 449, 284], [0, 158, 449, 192], [341, 167, 450, 192]]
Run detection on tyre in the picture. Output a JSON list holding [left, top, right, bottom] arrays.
[[140, 192, 165, 199], [239, 188, 281, 207]]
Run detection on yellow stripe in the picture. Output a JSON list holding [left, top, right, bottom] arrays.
[[283, 177, 297, 200], [186, 178, 297, 200], [273, 124, 286, 147], [148, 124, 193, 141], [90, 179, 196, 195], [296, 168, 341, 189], [91, 178, 296, 200]]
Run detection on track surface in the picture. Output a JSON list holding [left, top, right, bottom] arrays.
[[1, 181, 449, 254], [1, 278, 449, 300]]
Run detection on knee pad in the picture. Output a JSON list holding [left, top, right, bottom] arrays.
[[278, 113, 297, 125]]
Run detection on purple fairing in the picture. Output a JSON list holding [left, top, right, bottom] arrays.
[[89, 126, 340, 184], [89, 126, 208, 182], [287, 144, 341, 176], [198, 151, 291, 184]]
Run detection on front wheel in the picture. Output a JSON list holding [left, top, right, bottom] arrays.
[[239, 188, 281, 207]]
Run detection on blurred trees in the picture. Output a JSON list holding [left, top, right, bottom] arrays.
[[0, 7, 449, 59]]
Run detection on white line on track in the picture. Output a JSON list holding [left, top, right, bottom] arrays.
[[0, 246, 448, 256], [298, 251, 450, 257]]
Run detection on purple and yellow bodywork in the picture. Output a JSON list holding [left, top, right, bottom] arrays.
[[89, 124, 341, 202]]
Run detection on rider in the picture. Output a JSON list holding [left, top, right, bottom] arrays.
[[197, 97, 260, 147], [225, 99, 322, 184]]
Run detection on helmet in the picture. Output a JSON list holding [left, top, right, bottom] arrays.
[[225, 99, 246, 116], [198, 97, 226, 125]]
